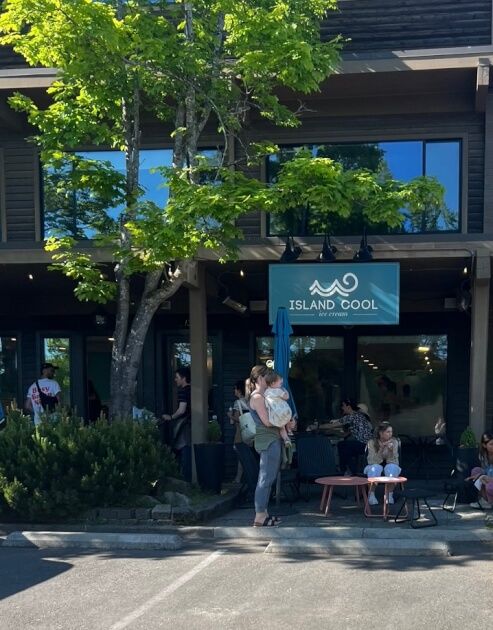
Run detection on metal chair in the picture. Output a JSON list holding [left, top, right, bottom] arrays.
[[393, 488, 438, 528], [295, 434, 338, 500]]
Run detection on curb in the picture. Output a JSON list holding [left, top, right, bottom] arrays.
[[211, 525, 493, 543], [265, 538, 451, 556], [2, 531, 184, 551]]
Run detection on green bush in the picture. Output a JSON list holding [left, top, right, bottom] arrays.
[[459, 426, 477, 448], [0, 407, 179, 521], [206, 420, 222, 443]]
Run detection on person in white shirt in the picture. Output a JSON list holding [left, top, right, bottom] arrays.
[[25, 362, 63, 424]]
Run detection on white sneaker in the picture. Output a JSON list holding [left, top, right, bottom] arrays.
[[387, 493, 394, 504], [470, 499, 493, 510], [368, 494, 378, 506]]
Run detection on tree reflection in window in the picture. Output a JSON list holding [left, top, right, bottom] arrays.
[[42, 148, 223, 239], [267, 141, 460, 236]]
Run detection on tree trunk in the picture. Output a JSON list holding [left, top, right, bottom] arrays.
[[110, 268, 186, 418]]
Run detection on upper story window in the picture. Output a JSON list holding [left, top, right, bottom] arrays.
[[267, 140, 461, 236], [42, 148, 222, 240]]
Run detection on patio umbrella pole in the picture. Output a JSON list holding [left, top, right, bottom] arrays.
[[270, 306, 299, 516]]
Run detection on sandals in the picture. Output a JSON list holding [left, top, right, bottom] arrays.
[[253, 515, 281, 527]]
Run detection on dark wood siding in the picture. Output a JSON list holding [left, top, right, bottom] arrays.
[[322, 0, 492, 52], [1, 0, 490, 69], [237, 112, 485, 236], [0, 46, 30, 69], [4, 145, 37, 241]]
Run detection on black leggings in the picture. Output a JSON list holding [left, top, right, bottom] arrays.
[[337, 439, 366, 474]]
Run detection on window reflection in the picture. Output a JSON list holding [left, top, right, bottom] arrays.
[[267, 140, 460, 236], [43, 337, 71, 406], [171, 342, 213, 411], [357, 335, 447, 435], [0, 337, 18, 413], [43, 148, 223, 239], [256, 336, 344, 427]]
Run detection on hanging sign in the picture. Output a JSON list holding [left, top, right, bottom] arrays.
[[269, 263, 400, 325]]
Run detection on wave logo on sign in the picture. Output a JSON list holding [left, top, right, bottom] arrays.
[[309, 273, 359, 298]]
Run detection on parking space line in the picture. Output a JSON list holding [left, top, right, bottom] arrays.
[[109, 550, 226, 630]]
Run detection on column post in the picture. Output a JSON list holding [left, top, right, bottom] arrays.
[[469, 250, 490, 438]]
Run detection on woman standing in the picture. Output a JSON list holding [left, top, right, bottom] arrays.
[[469, 431, 493, 510], [364, 421, 401, 505], [248, 365, 295, 527], [226, 379, 249, 484]]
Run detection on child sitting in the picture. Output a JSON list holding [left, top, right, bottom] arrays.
[[264, 370, 293, 446]]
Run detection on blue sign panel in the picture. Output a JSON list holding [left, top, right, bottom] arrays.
[[269, 263, 400, 325]]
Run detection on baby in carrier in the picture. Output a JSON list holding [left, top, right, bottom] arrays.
[[264, 371, 293, 446]]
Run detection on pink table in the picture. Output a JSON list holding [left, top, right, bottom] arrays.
[[365, 476, 408, 521], [315, 476, 369, 517]]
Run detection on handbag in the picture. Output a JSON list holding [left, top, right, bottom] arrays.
[[239, 411, 256, 444], [171, 415, 191, 449]]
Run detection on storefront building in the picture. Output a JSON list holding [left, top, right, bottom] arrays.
[[0, 1, 493, 478]]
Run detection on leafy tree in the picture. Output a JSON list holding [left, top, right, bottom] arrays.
[[0, 0, 444, 418]]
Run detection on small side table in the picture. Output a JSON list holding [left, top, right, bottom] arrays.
[[315, 476, 369, 517], [365, 476, 408, 522]]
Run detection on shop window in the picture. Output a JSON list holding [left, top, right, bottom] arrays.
[[357, 334, 447, 435], [0, 336, 19, 412], [170, 341, 213, 411], [42, 148, 222, 239], [43, 337, 71, 407], [256, 336, 344, 427], [267, 140, 461, 236]]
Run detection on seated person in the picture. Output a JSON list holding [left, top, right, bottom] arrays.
[[468, 430, 493, 510], [364, 421, 401, 506], [308, 398, 373, 475]]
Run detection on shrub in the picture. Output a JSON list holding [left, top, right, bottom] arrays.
[[459, 426, 477, 448], [0, 407, 179, 521], [206, 420, 222, 444]]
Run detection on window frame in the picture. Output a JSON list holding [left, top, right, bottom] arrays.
[[261, 132, 467, 238]]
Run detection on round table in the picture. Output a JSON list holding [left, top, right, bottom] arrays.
[[366, 476, 408, 521], [315, 476, 369, 517]]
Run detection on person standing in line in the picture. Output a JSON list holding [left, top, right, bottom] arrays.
[[25, 362, 63, 425], [248, 364, 296, 528], [227, 379, 249, 483], [162, 367, 192, 483]]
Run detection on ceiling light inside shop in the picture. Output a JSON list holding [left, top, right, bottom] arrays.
[[418, 346, 430, 352]]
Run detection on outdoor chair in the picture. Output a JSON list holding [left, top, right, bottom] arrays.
[[295, 433, 338, 500], [393, 488, 438, 528], [234, 442, 301, 505]]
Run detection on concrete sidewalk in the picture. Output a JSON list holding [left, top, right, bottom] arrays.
[[1, 481, 491, 553]]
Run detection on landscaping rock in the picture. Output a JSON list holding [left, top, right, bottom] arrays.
[[132, 495, 161, 508], [158, 477, 192, 496], [163, 491, 192, 508]]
